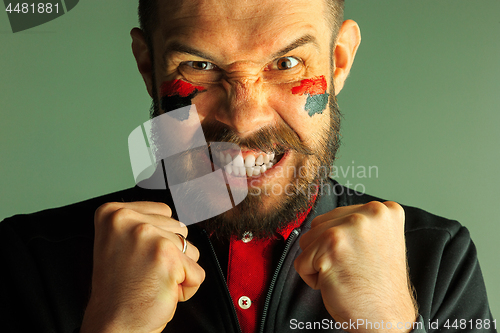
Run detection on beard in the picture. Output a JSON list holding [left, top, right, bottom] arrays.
[[149, 78, 341, 241]]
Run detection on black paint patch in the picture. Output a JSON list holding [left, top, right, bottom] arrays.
[[161, 91, 205, 121], [161, 95, 195, 121], [305, 93, 329, 117]]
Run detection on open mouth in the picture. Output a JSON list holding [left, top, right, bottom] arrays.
[[213, 150, 285, 177]]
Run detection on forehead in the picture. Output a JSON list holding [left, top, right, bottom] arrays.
[[154, 0, 331, 62]]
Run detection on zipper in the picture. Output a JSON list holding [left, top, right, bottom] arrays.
[[258, 228, 300, 333], [202, 229, 242, 333]]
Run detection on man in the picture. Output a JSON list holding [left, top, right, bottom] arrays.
[[0, 0, 495, 332]]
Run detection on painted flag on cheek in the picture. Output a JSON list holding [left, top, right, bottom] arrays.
[[160, 80, 206, 121], [291, 76, 330, 117]]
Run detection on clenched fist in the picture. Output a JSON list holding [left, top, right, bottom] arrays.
[[80, 201, 205, 333], [294, 201, 418, 332]]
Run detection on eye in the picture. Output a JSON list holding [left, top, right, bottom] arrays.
[[179, 60, 223, 83], [274, 56, 301, 70], [184, 61, 218, 71]]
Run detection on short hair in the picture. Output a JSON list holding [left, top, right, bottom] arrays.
[[138, 0, 345, 51]]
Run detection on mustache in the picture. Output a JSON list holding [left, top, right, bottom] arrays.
[[201, 120, 314, 156]]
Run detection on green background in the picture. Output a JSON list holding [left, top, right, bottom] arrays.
[[1, 0, 498, 321]]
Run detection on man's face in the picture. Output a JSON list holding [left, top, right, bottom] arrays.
[[147, 0, 342, 238]]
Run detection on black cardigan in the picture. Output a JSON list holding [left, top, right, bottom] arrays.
[[0, 180, 495, 332]]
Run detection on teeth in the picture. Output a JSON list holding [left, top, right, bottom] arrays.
[[225, 153, 232, 165], [244, 155, 256, 168], [220, 152, 278, 177], [233, 154, 244, 167]]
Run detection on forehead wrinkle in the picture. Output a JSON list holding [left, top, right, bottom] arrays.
[[159, 0, 264, 29], [158, 0, 322, 37], [157, 0, 329, 67]]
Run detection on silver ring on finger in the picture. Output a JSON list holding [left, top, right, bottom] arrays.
[[175, 233, 187, 254]]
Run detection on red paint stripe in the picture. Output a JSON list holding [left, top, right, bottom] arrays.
[[291, 76, 327, 96], [160, 80, 206, 97]]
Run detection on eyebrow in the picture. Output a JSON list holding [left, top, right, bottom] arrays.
[[163, 41, 217, 64], [270, 34, 320, 59], [162, 34, 320, 65]]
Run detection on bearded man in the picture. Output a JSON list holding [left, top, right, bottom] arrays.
[[0, 0, 495, 332]]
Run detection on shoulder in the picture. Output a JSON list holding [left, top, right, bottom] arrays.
[[0, 186, 173, 244], [331, 179, 464, 239]]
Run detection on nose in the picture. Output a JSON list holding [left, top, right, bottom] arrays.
[[215, 75, 275, 136]]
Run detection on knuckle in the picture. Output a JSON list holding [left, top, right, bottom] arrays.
[[363, 201, 387, 216], [131, 222, 154, 238], [108, 208, 134, 229], [346, 212, 366, 225], [385, 201, 405, 218], [321, 230, 348, 264], [314, 231, 347, 272], [95, 207, 134, 234], [322, 227, 344, 250], [155, 237, 180, 259], [94, 202, 121, 223]]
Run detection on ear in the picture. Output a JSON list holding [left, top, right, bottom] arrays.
[[333, 20, 361, 96], [131, 27, 154, 98]]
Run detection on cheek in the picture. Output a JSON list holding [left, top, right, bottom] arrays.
[[291, 76, 329, 117], [268, 79, 330, 142]]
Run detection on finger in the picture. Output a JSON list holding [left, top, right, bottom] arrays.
[[295, 228, 340, 290], [95, 201, 173, 224], [115, 204, 188, 239], [299, 217, 341, 250], [310, 201, 400, 229], [123, 201, 173, 217], [97, 206, 184, 235], [300, 212, 361, 252], [135, 212, 188, 238], [177, 259, 206, 302], [294, 245, 321, 290], [310, 204, 362, 228], [154, 228, 199, 262], [95, 206, 196, 260]]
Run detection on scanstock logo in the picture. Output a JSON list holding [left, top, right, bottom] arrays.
[[128, 105, 249, 226], [3, 0, 79, 33]]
